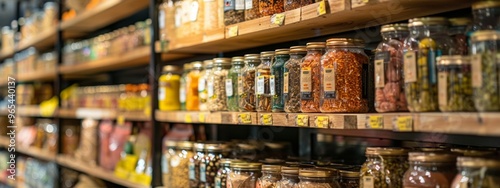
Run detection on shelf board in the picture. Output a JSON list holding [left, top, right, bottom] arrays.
[[56, 155, 148, 188], [166, 0, 470, 53], [17, 70, 57, 82], [16, 146, 57, 161], [18, 105, 43, 117], [0, 49, 15, 61], [16, 27, 57, 52], [61, 0, 149, 35], [58, 108, 151, 121]]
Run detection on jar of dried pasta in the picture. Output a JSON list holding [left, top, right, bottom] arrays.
[[245, 0, 261, 20], [278, 166, 299, 188], [259, 0, 284, 16], [256, 51, 275, 112], [208, 58, 232, 111], [451, 156, 500, 187], [227, 57, 245, 111], [171, 141, 194, 188], [228, 162, 262, 188], [240, 54, 261, 111], [199, 60, 214, 111], [284, 46, 307, 113], [403, 152, 457, 188], [187, 61, 203, 111], [360, 147, 408, 188], [272, 49, 290, 112], [180, 63, 192, 110], [436, 55, 475, 112], [301, 42, 325, 112], [320, 38, 369, 112], [298, 169, 338, 188]]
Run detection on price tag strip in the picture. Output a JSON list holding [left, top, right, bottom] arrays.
[[314, 116, 330, 128], [393, 115, 413, 131], [259, 113, 273, 125], [296, 115, 309, 127], [238, 113, 252, 124], [366, 115, 384, 129]]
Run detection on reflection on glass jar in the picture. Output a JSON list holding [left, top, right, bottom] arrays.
[[403, 152, 457, 188]]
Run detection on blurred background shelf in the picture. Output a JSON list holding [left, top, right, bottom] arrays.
[[58, 108, 151, 121], [16, 146, 57, 161], [17, 71, 57, 83]]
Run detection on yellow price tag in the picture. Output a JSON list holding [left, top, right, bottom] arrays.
[[114, 166, 130, 179], [317, 0, 327, 16], [260, 114, 273, 125], [296, 115, 309, 127], [130, 172, 152, 186], [238, 113, 252, 124], [117, 115, 125, 125], [185, 114, 193, 123], [314, 116, 329, 128], [199, 113, 206, 123], [227, 26, 239, 38], [367, 115, 383, 129], [393, 116, 413, 131], [271, 13, 286, 26]]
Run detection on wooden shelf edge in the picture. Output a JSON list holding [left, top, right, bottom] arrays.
[[16, 146, 57, 161], [16, 28, 57, 52], [59, 108, 151, 121], [18, 105, 56, 117], [17, 71, 57, 82]]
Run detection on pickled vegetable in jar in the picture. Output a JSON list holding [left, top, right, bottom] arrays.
[[339, 170, 359, 188], [240, 54, 261, 111], [470, 30, 500, 111], [301, 42, 325, 112], [180, 63, 192, 110], [201, 143, 230, 188], [208, 58, 232, 111], [228, 162, 262, 188], [284, 46, 307, 113], [403, 17, 456, 112], [199, 60, 214, 111], [257, 165, 281, 188], [298, 169, 339, 188], [374, 24, 409, 112], [227, 57, 245, 111], [471, 1, 500, 31], [403, 152, 457, 188], [451, 156, 500, 188], [271, 49, 290, 112], [449, 18, 471, 56], [190, 143, 206, 188], [159, 65, 182, 111], [320, 38, 369, 113], [259, 0, 284, 16], [436, 55, 475, 112], [187, 62, 203, 111], [256, 51, 274, 112], [245, 0, 261, 21], [360, 147, 408, 188], [224, 0, 245, 25], [279, 166, 299, 188]]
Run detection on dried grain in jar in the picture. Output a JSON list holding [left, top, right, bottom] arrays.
[[208, 58, 232, 111], [436, 55, 475, 112], [284, 46, 306, 113], [301, 42, 325, 112], [199, 60, 214, 111], [224, 0, 245, 25], [256, 51, 274, 112], [272, 49, 290, 112], [240, 54, 261, 111], [187, 62, 203, 111], [227, 57, 245, 111]]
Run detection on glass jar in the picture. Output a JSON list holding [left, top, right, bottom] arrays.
[[451, 148, 497, 157], [162, 141, 177, 187], [360, 147, 408, 188], [279, 166, 299, 188], [227, 57, 245, 111], [298, 169, 338, 188], [271, 49, 289, 112], [134, 21, 146, 47], [259, 0, 284, 16], [202, 143, 230, 188], [449, 18, 471, 55], [215, 159, 243, 188], [199, 60, 214, 111], [256, 51, 274, 112], [285, 0, 300, 11], [339, 170, 359, 188], [240, 54, 261, 111], [43, 2, 57, 29], [284, 46, 307, 113], [257, 165, 281, 188], [209, 58, 232, 111], [180, 63, 192, 110], [228, 162, 262, 188], [301, 42, 325, 112], [403, 17, 456, 112], [436, 55, 475, 112], [374, 24, 409, 112], [171, 141, 194, 188], [224, 0, 245, 25], [320, 38, 369, 113], [190, 143, 205, 188], [471, 1, 500, 31], [451, 156, 500, 187], [144, 19, 152, 45], [470, 30, 500, 111], [159, 65, 182, 111], [187, 62, 203, 111], [403, 152, 457, 188], [245, 0, 261, 21]]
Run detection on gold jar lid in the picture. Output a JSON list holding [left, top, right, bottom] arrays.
[[262, 164, 281, 172], [306, 42, 326, 49], [437, 55, 470, 65], [408, 152, 457, 163], [449, 18, 472, 26], [381, 23, 408, 33], [365, 147, 408, 156], [164, 140, 177, 148], [244, 54, 260, 60], [290, 46, 307, 53], [417, 147, 448, 152], [281, 166, 299, 174], [177, 141, 194, 150], [191, 61, 203, 69], [410, 17, 449, 26], [326, 38, 365, 47], [183, 63, 192, 71], [203, 60, 214, 68], [231, 56, 245, 65], [339, 170, 360, 178], [162, 65, 181, 72], [220, 159, 244, 166], [299, 169, 334, 178], [457, 156, 500, 168], [471, 30, 500, 41], [451, 148, 497, 157], [473, 0, 500, 9], [260, 51, 275, 58], [205, 142, 229, 151], [213, 57, 232, 66], [231, 162, 262, 170], [275, 48, 290, 55], [194, 142, 205, 151]]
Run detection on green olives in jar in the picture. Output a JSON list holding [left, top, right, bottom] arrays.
[[436, 55, 475, 112], [360, 147, 408, 188]]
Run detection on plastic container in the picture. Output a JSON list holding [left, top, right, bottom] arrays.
[[208, 58, 232, 111], [451, 156, 500, 187], [189, 143, 205, 188], [278, 166, 299, 188], [171, 141, 194, 188], [227, 57, 245, 111], [228, 162, 262, 188], [180, 63, 192, 110], [403, 152, 457, 188], [298, 169, 338, 188], [187, 62, 203, 111], [300, 42, 325, 112], [199, 60, 214, 111], [256, 51, 274, 112], [259, 0, 284, 16], [449, 18, 471, 55], [257, 165, 281, 188], [240, 54, 261, 111], [360, 147, 408, 188], [374, 24, 409, 112], [271, 49, 290, 112], [436, 55, 475, 112], [320, 38, 369, 113], [284, 46, 307, 113], [224, 0, 245, 25], [471, 1, 500, 31]]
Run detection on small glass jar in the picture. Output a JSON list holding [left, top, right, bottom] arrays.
[[360, 147, 408, 188], [224, 0, 245, 25], [257, 165, 281, 188], [180, 63, 192, 110], [240, 54, 261, 111], [298, 169, 337, 188], [301, 42, 325, 113], [199, 60, 214, 111], [284, 46, 307, 113], [320, 38, 369, 113], [162, 141, 177, 187], [449, 18, 471, 55], [471, 1, 500, 31], [215, 159, 243, 188], [271, 49, 290, 112], [245, 0, 261, 21], [374, 24, 409, 112], [339, 170, 359, 188], [285, 0, 301, 11], [228, 162, 262, 188], [227, 57, 245, 111], [189, 143, 205, 188], [171, 141, 194, 188], [209, 58, 232, 111], [451, 156, 500, 187], [187, 62, 203, 111], [403, 17, 456, 112], [279, 166, 299, 188], [436, 55, 475, 112], [403, 152, 457, 188], [471, 30, 500, 111], [256, 51, 274, 112], [202, 143, 230, 188]]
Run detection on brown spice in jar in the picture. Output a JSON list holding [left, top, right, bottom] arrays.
[[245, 0, 261, 21], [301, 42, 325, 113], [259, 0, 285, 16]]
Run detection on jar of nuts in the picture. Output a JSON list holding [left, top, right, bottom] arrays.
[[278, 166, 299, 188], [272, 49, 290, 112], [228, 162, 262, 188], [257, 164, 282, 188], [199, 60, 214, 111], [240, 54, 261, 112], [360, 147, 408, 188], [284, 46, 307, 113], [171, 141, 194, 188], [256, 51, 274, 112], [189, 143, 206, 188], [187, 62, 203, 111], [403, 152, 457, 188], [201, 143, 230, 188], [227, 57, 245, 112], [436, 55, 475, 112], [301, 42, 325, 113], [162, 141, 177, 187], [374, 24, 409, 113], [320, 38, 369, 113], [298, 169, 339, 188], [208, 58, 232, 111]]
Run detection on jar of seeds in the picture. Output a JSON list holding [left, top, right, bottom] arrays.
[[278, 166, 299, 188], [272, 49, 290, 112], [256, 51, 274, 112], [360, 147, 408, 188], [227, 57, 245, 111], [436, 55, 475, 112], [202, 143, 230, 188], [209, 58, 232, 111], [171, 141, 194, 188], [301, 42, 325, 112], [199, 60, 214, 111], [240, 54, 261, 111], [189, 143, 205, 188], [298, 169, 338, 188], [228, 162, 262, 188], [257, 165, 281, 188], [284, 46, 307, 113]]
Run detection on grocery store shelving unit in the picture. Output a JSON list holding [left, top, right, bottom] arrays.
[[17, 70, 58, 83]]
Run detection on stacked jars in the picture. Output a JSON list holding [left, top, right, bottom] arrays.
[[256, 51, 274, 112], [360, 147, 408, 188], [189, 143, 205, 188], [374, 24, 409, 112], [187, 62, 203, 111], [240, 54, 261, 111], [284, 46, 307, 113], [257, 165, 282, 188], [301, 42, 325, 112], [403, 152, 457, 187], [209, 58, 232, 111], [228, 162, 262, 187], [199, 60, 214, 111], [227, 57, 245, 111], [272, 49, 290, 112], [451, 156, 500, 187], [180, 63, 192, 110], [436, 55, 475, 111]]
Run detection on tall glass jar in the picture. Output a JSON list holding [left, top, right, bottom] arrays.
[[224, 0, 245, 25], [215, 159, 243, 188], [403, 17, 456, 112], [228, 162, 262, 188], [360, 147, 408, 188], [301, 42, 325, 112], [320, 38, 369, 113], [180, 63, 192, 110], [187, 62, 203, 111], [259, 0, 284, 16], [449, 18, 471, 55], [272, 49, 290, 112], [403, 152, 457, 188], [257, 165, 281, 188], [171, 141, 194, 188], [240, 54, 261, 111], [339, 170, 359, 188], [284, 46, 306, 113], [374, 24, 409, 112], [199, 60, 214, 111], [436, 55, 475, 112], [202, 143, 230, 188], [279, 166, 299, 188], [162, 141, 177, 187], [190, 143, 205, 188], [209, 58, 232, 111], [451, 156, 500, 187], [298, 169, 338, 188], [256, 51, 274, 112], [470, 30, 500, 111], [227, 57, 245, 111], [471, 1, 500, 31]]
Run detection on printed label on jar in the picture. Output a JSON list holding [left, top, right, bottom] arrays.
[[189, 1, 199, 22], [283, 72, 289, 94], [198, 78, 206, 91], [237, 76, 243, 95], [161, 155, 168, 173], [159, 87, 166, 100], [428, 50, 440, 84], [471, 54, 482, 87], [404, 51, 417, 83], [438, 72, 448, 107], [323, 68, 336, 99], [235, 0, 245, 10], [226, 79, 233, 97], [200, 163, 207, 182], [215, 177, 222, 188], [245, 0, 252, 9], [300, 68, 312, 99], [374, 59, 385, 88], [180, 87, 186, 102], [207, 80, 214, 97], [159, 10, 166, 29], [188, 162, 195, 180], [224, 0, 234, 11], [362, 176, 375, 188], [256, 75, 266, 94], [270, 75, 276, 95]]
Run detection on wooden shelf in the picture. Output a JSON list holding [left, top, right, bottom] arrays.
[[61, 0, 149, 36], [0, 49, 15, 61], [58, 108, 151, 121], [16, 27, 57, 52], [165, 0, 470, 53], [56, 155, 148, 188], [16, 146, 57, 161], [18, 105, 45, 117], [17, 70, 57, 82]]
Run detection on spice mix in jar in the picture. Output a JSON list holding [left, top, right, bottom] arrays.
[[284, 46, 307, 113], [227, 56, 245, 112], [256, 51, 275, 112], [436, 55, 475, 112], [403, 152, 457, 188], [451, 156, 500, 187], [272, 49, 290, 112], [208, 58, 232, 111], [301, 42, 325, 112], [240, 54, 261, 111], [360, 147, 408, 188]]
